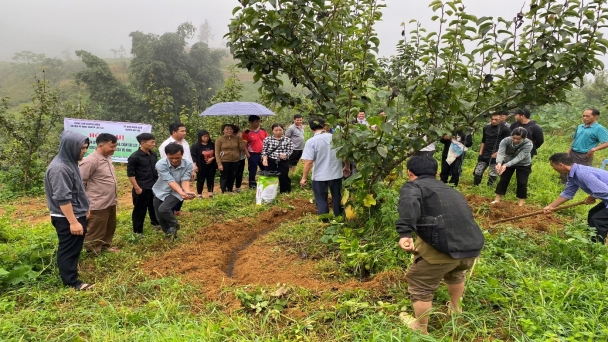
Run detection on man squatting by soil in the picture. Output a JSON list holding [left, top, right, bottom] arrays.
[[395, 156, 485, 335], [152, 142, 196, 240]]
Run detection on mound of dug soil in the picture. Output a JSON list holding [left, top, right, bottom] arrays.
[[466, 194, 567, 232], [142, 199, 384, 300]]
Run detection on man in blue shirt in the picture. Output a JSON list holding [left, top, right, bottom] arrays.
[[300, 118, 351, 216], [545, 153, 608, 243], [561, 108, 608, 183], [152, 143, 195, 239]]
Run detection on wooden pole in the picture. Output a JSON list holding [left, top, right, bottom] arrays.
[[489, 200, 587, 227]]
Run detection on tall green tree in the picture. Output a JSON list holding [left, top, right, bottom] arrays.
[[74, 50, 144, 122], [11, 51, 66, 84], [129, 22, 225, 115], [0, 79, 63, 191], [228, 0, 608, 199]]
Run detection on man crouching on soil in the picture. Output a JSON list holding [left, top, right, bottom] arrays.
[[152, 143, 195, 240], [396, 156, 485, 335]]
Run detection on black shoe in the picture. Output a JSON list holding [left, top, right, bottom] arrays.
[[166, 227, 177, 241]]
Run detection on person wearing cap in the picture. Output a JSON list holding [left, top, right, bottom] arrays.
[[241, 115, 268, 189], [509, 108, 544, 158]]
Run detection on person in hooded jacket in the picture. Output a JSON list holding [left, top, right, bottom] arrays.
[[492, 127, 534, 206], [191, 130, 217, 198], [44, 131, 95, 290]]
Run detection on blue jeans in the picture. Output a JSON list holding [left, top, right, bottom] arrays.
[[247, 153, 264, 188], [312, 178, 343, 216]]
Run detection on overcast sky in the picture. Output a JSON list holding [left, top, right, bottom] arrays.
[[0, 0, 528, 61]]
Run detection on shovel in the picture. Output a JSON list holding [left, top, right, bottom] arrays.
[[489, 200, 587, 227]]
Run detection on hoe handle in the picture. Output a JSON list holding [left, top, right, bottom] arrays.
[[490, 200, 587, 226]]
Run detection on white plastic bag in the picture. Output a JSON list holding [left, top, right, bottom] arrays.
[[256, 172, 280, 205]]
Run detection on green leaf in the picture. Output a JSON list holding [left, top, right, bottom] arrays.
[[534, 61, 546, 69], [363, 194, 376, 207], [377, 145, 388, 158]]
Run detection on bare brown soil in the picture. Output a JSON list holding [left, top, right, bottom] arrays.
[[465, 194, 567, 232], [142, 198, 385, 301]]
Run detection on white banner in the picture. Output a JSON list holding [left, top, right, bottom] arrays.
[[64, 118, 152, 163]]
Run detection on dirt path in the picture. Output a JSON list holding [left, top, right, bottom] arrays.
[[465, 194, 567, 232], [142, 198, 385, 300]]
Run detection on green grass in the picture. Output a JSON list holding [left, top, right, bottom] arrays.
[[1, 135, 608, 341]]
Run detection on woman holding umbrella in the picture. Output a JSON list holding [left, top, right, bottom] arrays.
[[262, 123, 294, 193], [215, 124, 250, 193]]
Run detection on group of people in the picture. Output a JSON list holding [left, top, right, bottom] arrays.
[[43, 114, 348, 290], [43, 106, 608, 338], [398, 107, 608, 334]]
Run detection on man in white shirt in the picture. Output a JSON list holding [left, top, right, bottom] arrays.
[[301, 118, 351, 217]]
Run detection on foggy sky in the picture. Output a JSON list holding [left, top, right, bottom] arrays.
[[0, 0, 527, 61]]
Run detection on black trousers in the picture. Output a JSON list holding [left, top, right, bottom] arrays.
[[51, 216, 87, 287], [494, 164, 532, 199], [440, 156, 464, 186], [220, 161, 238, 192], [132, 188, 158, 233], [587, 202, 608, 244], [312, 178, 343, 216], [236, 158, 246, 189], [266, 158, 291, 193], [196, 166, 217, 194]]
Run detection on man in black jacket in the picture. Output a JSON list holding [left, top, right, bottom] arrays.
[[396, 156, 485, 335], [473, 113, 511, 186], [510, 108, 544, 157], [439, 130, 473, 187]]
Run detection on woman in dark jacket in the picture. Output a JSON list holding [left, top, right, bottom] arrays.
[[191, 130, 217, 198]]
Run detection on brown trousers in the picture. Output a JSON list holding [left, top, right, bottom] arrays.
[[406, 256, 477, 303], [560, 151, 593, 183], [84, 205, 117, 254]]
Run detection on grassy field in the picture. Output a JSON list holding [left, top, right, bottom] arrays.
[[1, 135, 607, 341]]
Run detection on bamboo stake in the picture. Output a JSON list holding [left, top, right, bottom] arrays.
[[489, 200, 587, 227]]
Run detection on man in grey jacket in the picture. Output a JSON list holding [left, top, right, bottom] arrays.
[[44, 131, 94, 290]]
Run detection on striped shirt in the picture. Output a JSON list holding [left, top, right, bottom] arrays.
[[262, 136, 293, 160], [561, 163, 608, 207]]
